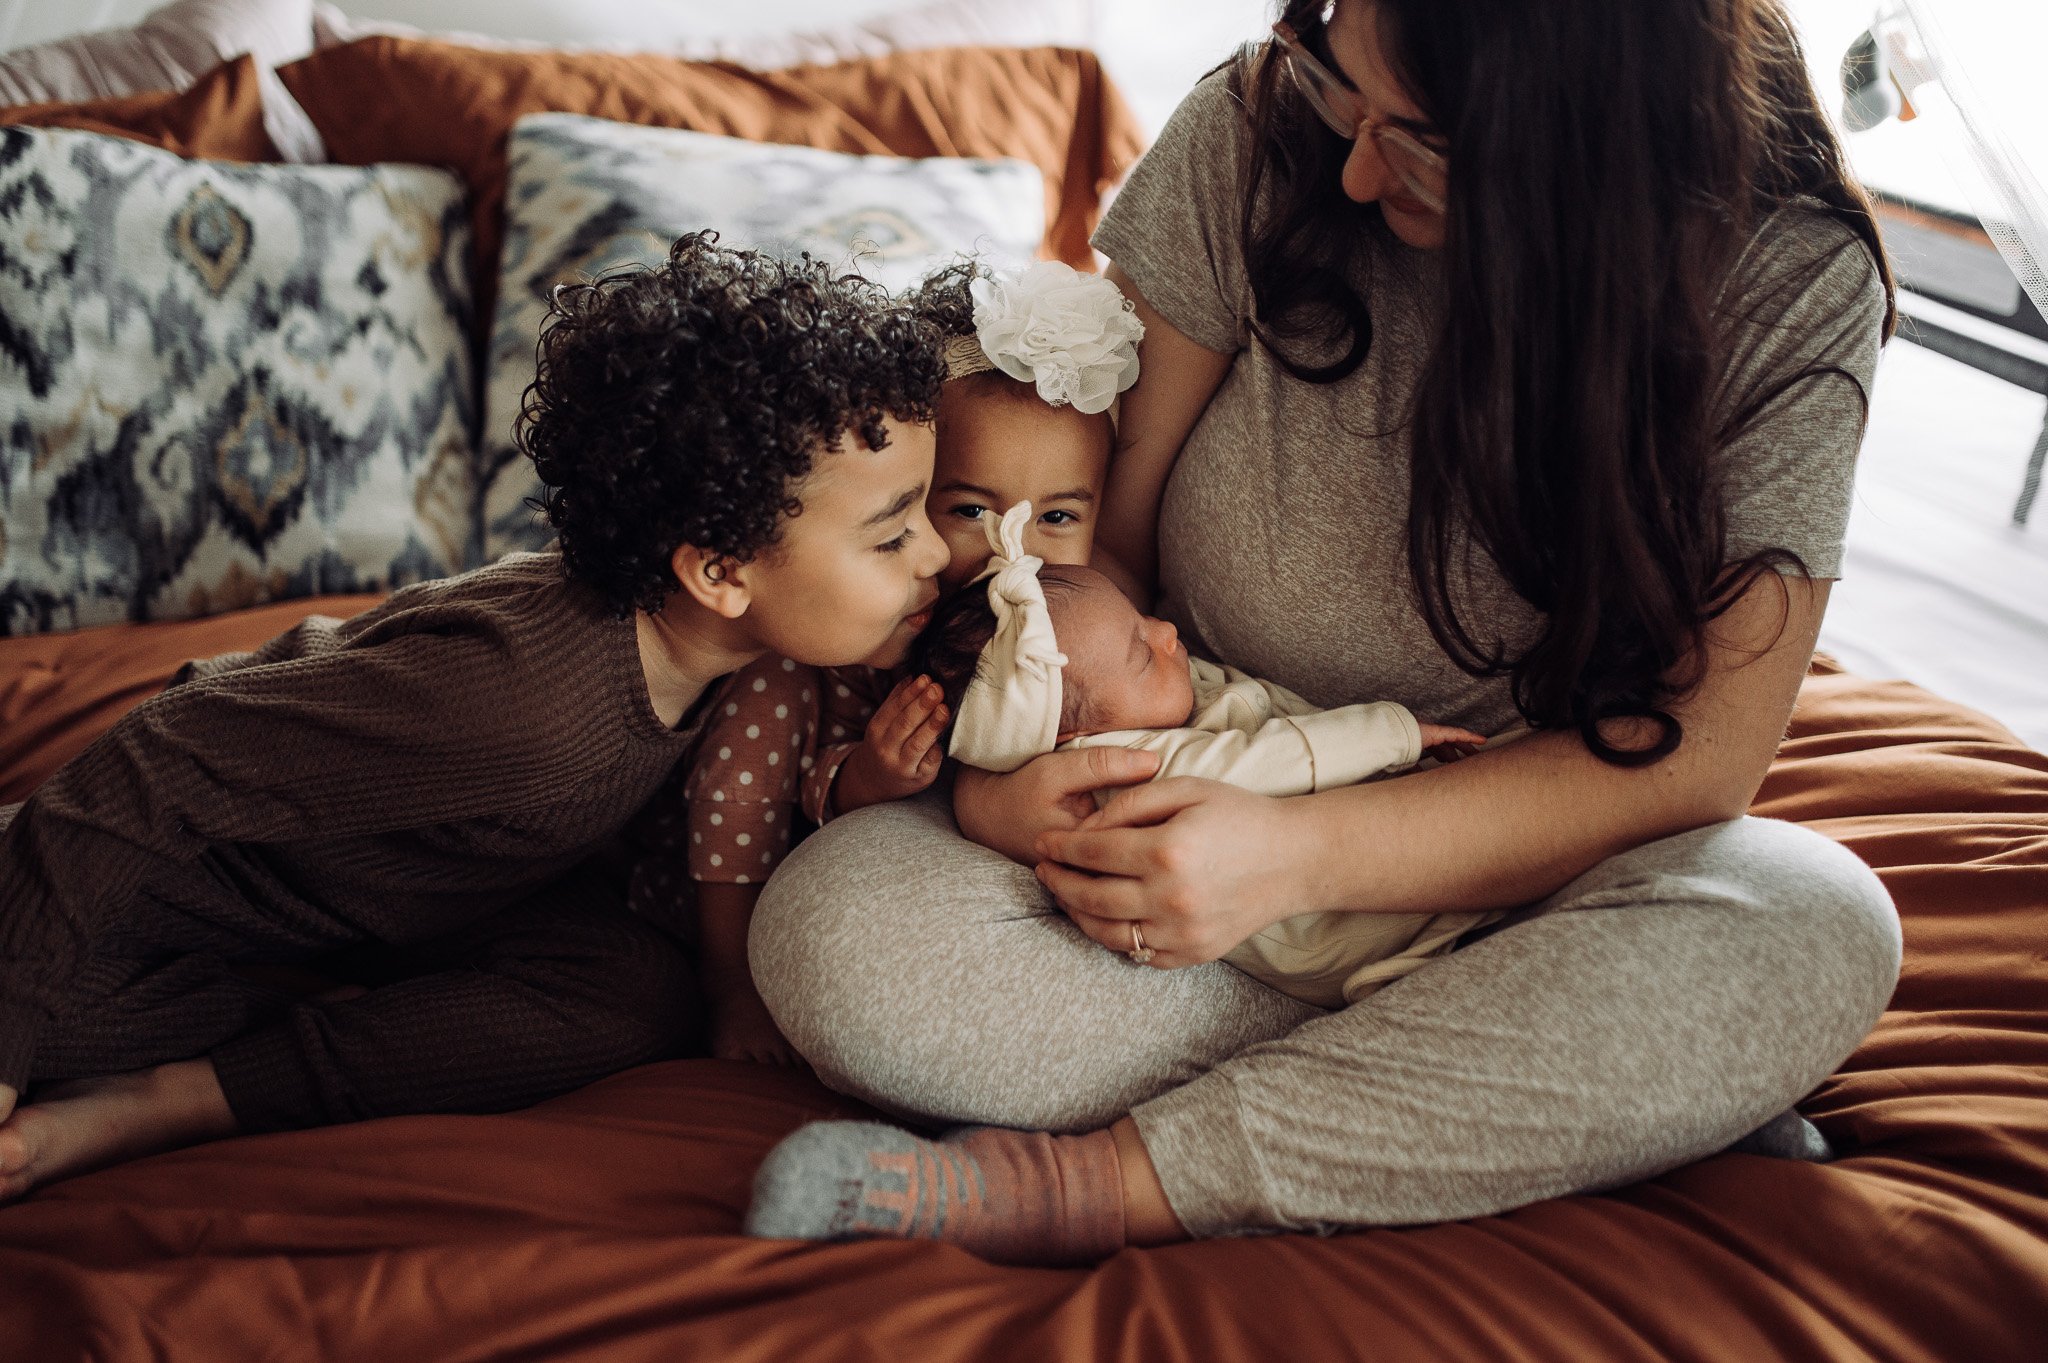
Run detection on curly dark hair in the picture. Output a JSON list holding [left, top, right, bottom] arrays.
[[904, 256, 982, 339], [515, 231, 947, 616], [904, 257, 1045, 408], [911, 565, 1091, 744]]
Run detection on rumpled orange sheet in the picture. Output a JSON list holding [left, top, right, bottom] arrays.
[[0, 52, 279, 161], [0, 604, 2041, 1362]]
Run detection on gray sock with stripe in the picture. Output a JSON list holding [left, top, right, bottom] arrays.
[[745, 1119, 1125, 1266]]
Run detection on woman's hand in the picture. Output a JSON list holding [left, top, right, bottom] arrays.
[[953, 746, 1163, 865], [1034, 778, 1319, 968]]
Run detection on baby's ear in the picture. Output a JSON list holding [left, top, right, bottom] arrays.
[[669, 543, 750, 620]]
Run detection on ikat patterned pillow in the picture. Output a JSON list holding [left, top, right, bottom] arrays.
[[0, 124, 477, 635], [481, 113, 1045, 560]]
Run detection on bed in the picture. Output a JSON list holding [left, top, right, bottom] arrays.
[[0, 605, 2042, 1359], [0, 13, 2044, 1362]]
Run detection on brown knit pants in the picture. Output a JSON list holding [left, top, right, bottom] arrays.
[[5, 807, 700, 1133]]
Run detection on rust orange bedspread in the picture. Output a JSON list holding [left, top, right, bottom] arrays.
[[0, 600, 2041, 1361]]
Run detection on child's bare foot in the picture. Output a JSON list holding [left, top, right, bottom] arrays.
[[0, 1059, 238, 1201]]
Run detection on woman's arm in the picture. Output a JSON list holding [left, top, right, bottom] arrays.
[[1037, 572, 1831, 966], [1092, 263, 1235, 605]]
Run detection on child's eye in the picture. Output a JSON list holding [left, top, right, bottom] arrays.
[[877, 527, 915, 554], [949, 504, 987, 522], [1040, 509, 1080, 527]]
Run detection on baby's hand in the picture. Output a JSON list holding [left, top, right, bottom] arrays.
[[1418, 722, 1488, 764], [834, 674, 949, 812]]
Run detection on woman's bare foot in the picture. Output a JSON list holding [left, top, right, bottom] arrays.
[[0, 1059, 238, 1201]]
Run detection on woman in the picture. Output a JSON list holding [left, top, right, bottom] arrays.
[[743, 0, 1903, 1263]]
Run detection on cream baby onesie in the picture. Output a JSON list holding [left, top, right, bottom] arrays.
[[1062, 658, 1499, 1008]]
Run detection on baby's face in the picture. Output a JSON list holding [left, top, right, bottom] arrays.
[[930, 382, 1111, 588], [1043, 567, 1195, 737]]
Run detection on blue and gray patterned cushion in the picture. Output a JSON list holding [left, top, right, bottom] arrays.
[[0, 124, 477, 635], [482, 113, 1045, 560]]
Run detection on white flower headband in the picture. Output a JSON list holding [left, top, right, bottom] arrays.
[[943, 261, 1145, 416], [947, 501, 1068, 773]]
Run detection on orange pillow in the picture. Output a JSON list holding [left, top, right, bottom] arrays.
[[0, 52, 278, 161], [277, 37, 1146, 291]]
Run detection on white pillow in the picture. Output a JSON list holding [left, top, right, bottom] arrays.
[[0, 124, 477, 634], [480, 113, 1045, 560], [311, 0, 1097, 67], [0, 0, 325, 161]]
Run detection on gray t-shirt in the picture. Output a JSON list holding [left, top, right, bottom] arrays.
[[1092, 73, 1886, 734]]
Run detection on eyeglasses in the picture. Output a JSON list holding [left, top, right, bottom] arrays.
[[1272, 19, 1448, 215]]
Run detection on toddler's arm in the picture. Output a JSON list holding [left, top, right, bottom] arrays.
[[694, 882, 799, 1067], [635, 656, 818, 1066], [799, 669, 886, 822]]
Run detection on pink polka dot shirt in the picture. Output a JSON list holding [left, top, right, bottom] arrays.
[[629, 654, 893, 904]]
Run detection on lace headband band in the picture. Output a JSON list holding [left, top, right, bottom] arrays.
[[944, 333, 998, 381]]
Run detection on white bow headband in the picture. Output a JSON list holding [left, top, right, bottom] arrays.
[[946, 502, 1068, 773], [941, 261, 1145, 417]]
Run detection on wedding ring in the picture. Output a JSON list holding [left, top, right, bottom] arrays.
[[1127, 923, 1155, 965]]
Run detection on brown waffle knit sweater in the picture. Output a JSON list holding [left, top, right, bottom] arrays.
[[0, 552, 714, 1098]]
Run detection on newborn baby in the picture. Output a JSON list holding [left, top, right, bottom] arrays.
[[913, 505, 1500, 1009]]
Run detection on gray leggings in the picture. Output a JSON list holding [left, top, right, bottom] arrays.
[[749, 798, 1901, 1236]]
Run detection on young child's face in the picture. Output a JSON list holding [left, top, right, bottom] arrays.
[[929, 383, 1111, 589], [1043, 567, 1196, 737], [734, 417, 949, 669]]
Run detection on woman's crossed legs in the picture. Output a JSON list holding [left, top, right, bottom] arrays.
[[747, 796, 1900, 1255]]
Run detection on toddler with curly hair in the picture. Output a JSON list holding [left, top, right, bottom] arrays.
[[0, 231, 946, 1198], [635, 257, 1145, 1064]]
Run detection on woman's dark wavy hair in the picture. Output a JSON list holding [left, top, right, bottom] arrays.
[[1234, 0, 1896, 764], [515, 231, 945, 617]]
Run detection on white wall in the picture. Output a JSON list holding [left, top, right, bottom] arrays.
[[3, 0, 154, 46], [0, 0, 2008, 158], [1089, 0, 1268, 135], [0, 0, 937, 50]]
